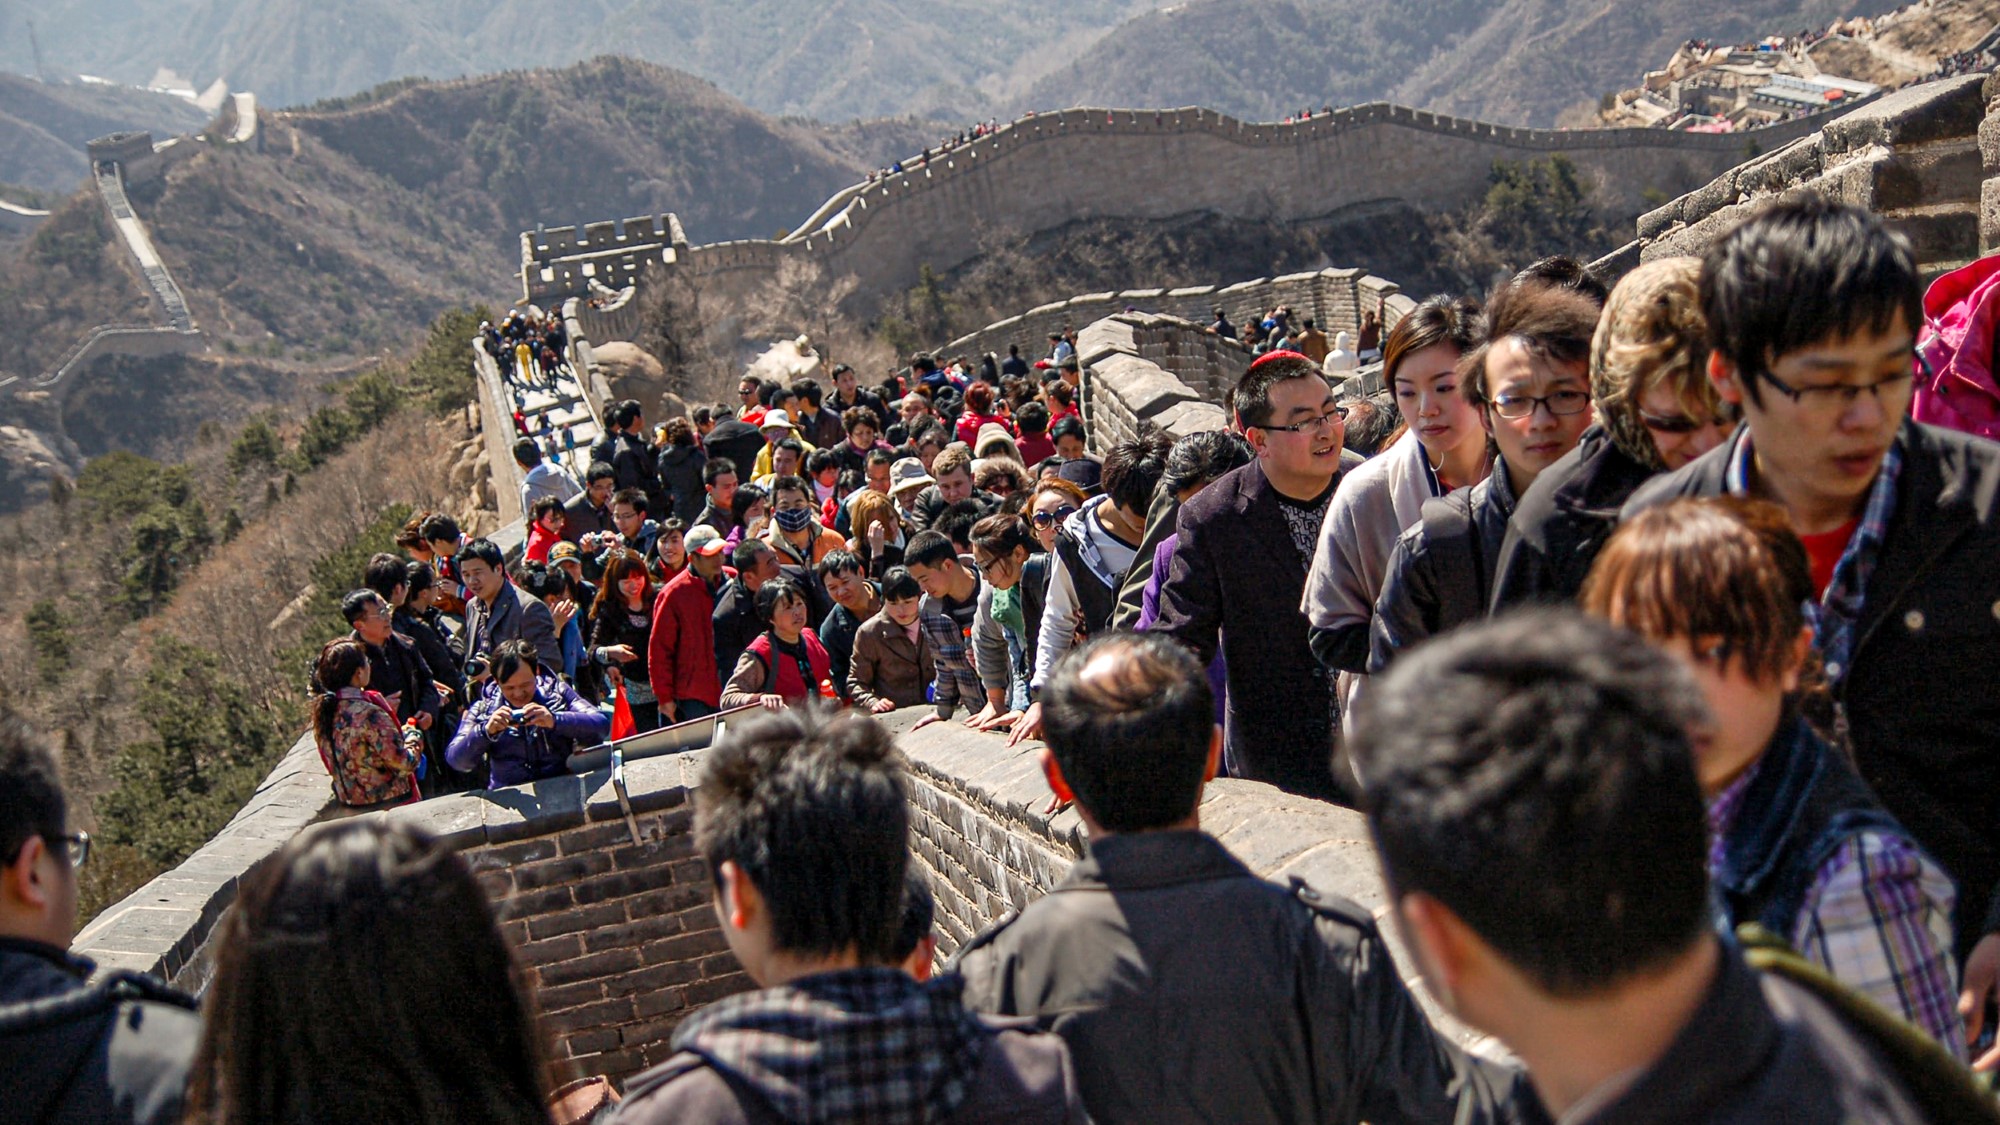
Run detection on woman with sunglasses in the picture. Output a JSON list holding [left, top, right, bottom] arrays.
[[1490, 257, 1735, 609], [1024, 477, 1088, 554], [1370, 278, 1600, 673], [1304, 296, 1487, 678]]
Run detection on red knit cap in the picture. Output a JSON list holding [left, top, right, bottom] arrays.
[[1248, 349, 1312, 369]]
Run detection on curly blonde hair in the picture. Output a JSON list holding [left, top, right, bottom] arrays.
[[1591, 257, 1721, 470]]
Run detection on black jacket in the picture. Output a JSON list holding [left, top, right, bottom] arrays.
[[1624, 421, 2000, 955], [394, 608, 465, 702], [703, 421, 766, 484], [1153, 458, 1361, 800], [1488, 427, 1658, 612], [907, 486, 1001, 535], [352, 630, 443, 726], [953, 832, 1540, 1125], [1578, 942, 1933, 1124], [0, 938, 200, 1125], [1369, 460, 1517, 674], [656, 443, 707, 524]]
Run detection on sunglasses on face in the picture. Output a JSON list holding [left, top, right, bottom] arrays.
[[1639, 410, 1726, 435], [1030, 505, 1078, 530]]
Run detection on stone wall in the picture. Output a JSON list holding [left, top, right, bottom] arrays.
[[940, 267, 1417, 369], [525, 101, 1852, 309], [1600, 74, 1988, 277]]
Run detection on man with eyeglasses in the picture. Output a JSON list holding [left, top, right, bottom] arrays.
[[1626, 197, 2000, 1062], [1154, 351, 1365, 802], [1369, 276, 1601, 675], [1, 714, 201, 1123]]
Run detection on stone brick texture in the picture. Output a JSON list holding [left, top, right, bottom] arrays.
[[462, 795, 746, 1087]]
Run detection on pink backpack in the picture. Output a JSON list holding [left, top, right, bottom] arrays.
[[1915, 255, 2000, 442]]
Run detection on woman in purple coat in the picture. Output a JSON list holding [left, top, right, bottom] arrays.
[[446, 639, 609, 788]]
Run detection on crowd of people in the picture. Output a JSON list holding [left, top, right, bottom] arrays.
[[8, 194, 2000, 1123]]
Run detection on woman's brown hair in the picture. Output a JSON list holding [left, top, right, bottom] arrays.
[[1381, 294, 1485, 393], [1581, 496, 1815, 687], [185, 819, 549, 1123], [591, 547, 654, 623], [964, 380, 994, 414]]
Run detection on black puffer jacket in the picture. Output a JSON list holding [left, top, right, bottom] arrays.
[[1488, 426, 1658, 611], [0, 938, 200, 1125]]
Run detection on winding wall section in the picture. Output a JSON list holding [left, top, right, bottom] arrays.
[[523, 99, 1869, 309]]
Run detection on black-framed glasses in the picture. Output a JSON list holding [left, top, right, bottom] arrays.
[[1753, 352, 1925, 414], [1030, 505, 1078, 530], [974, 553, 1014, 578], [1255, 405, 1349, 434], [1489, 390, 1591, 420]]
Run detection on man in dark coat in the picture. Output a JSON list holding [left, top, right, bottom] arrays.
[[456, 539, 559, 679], [957, 634, 1536, 1125], [1, 720, 200, 1125], [1622, 199, 2000, 998], [1154, 353, 1362, 801]]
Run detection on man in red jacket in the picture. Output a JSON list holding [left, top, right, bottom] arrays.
[[649, 525, 732, 722]]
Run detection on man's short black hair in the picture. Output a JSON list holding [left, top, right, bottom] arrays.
[[695, 708, 908, 957], [704, 457, 738, 486], [585, 461, 616, 485], [1512, 255, 1609, 308], [418, 513, 461, 543], [1041, 633, 1215, 832], [1101, 432, 1171, 514], [889, 869, 935, 963], [1232, 353, 1326, 429], [730, 538, 768, 573], [1350, 609, 1712, 996], [340, 587, 386, 626], [459, 538, 506, 573], [0, 712, 66, 866], [865, 447, 896, 470], [816, 549, 863, 579], [512, 438, 542, 468], [1162, 430, 1253, 496], [1702, 195, 1921, 407], [363, 552, 408, 601], [772, 437, 806, 460], [904, 530, 958, 569], [610, 400, 643, 429], [611, 489, 648, 515], [1014, 401, 1049, 436], [791, 379, 822, 408], [1050, 416, 1086, 444], [936, 500, 986, 553]]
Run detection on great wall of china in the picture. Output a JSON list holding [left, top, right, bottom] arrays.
[[66, 71, 2000, 1090], [519, 98, 1864, 311]]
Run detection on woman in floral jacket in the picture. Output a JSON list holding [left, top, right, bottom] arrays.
[[311, 638, 422, 806]]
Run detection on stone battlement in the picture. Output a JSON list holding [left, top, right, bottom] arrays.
[[522, 97, 1857, 309]]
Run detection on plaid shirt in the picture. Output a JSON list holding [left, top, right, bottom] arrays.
[[920, 569, 984, 719], [1726, 431, 1902, 685], [1708, 765, 1964, 1055]]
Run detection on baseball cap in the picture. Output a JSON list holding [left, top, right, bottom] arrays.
[[685, 525, 729, 556], [549, 541, 581, 564]]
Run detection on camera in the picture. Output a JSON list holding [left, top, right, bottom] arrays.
[[507, 708, 531, 727]]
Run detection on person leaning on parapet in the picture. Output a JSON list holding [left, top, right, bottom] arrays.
[[1616, 198, 2000, 1060], [604, 707, 1088, 1125], [1351, 610, 1994, 1124], [0, 712, 201, 1125], [954, 633, 1541, 1125]]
